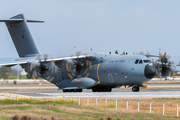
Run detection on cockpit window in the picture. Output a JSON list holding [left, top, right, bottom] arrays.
[[135, 59, 151, 64], [143, 60, 151, 63], [139, 59, 143, 64], [135, 59, 139, 64]]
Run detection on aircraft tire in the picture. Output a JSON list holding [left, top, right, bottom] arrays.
[[68, 89, 73, 92], [73, 89, 77, 92], [97, 89, 101, 92], [103, 88, 108, 92], [63, 89, 67, 92], [102, 89, 106, 92], [136, 87, 140, 92], [92, 89, 96, 92], [132, 87, 136, 92], [132, 86, 139, 92], [107, 88, 112, 92], [78, 89, 83, 92]]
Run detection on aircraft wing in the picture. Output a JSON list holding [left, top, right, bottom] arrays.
[[47, 54, 94, 69], [46, 54, 90, 62], [0, 61, 27, 67], [145, 55, 160, 58], [0, 54, 95, 67]]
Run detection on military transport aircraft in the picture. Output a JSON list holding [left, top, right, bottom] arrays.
[[0, 14, 157, 92]]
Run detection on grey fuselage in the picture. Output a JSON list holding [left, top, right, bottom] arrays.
[[28, 53, 153, 89]]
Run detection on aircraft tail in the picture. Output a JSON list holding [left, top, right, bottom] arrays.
[[0, 14, 44, 57]]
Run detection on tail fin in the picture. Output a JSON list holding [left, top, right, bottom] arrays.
[[0, 14, 44, 58]]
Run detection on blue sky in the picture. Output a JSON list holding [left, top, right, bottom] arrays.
[[0, 0, 180, 66]]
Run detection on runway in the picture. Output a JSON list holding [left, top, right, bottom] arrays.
[[0, 84, 180, 99], [0, 84, 180, 89]]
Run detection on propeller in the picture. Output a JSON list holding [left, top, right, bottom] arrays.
[[29, 53, 56, 81], [66, 50, 92, 79], [38, 53, 49, 75], [137, 50, 176, 78], [152, 52, 176, 77]]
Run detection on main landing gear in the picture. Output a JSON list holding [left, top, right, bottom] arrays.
[[63, 89, 83, 92], [132, 86, 140, 92], [92, 88, 112, 92]]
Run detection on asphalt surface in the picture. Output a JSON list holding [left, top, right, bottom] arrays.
[[0, 84, 180, 87], [0, 84, 180, 99]]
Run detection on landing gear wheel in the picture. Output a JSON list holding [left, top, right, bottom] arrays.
[[107, 88, 112, 92], [63, 89, 67, 92], [73, 89, 77, 92], [97, 89, 101, 92], [132, 86, 140, 92], [102, 89, 106, 92], [68, 89, 73, 92], [92, 89, 96, 92], [78, 89, 83, 92]]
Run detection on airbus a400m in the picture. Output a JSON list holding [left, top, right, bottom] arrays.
[[0, 14, 156, 92]]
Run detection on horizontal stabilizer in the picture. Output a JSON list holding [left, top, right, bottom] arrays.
[[27, 20, 44, 23], [0, 19, 44, 23], [0, 19, 23, 22]]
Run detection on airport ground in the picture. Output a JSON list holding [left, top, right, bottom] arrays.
[[0, 81, 180, 119]]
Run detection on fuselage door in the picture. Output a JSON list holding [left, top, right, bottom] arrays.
[[57, 71, 62, 82], [108, 73, 114, 83], [135, 59, 140, 76]]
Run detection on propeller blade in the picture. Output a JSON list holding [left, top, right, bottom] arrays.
[[153, 58, 157, 64], [172, 71, 175, 77], [146, 50, 151, 55], [76, 50, 82, 56], [137, 50, 144, 55], [159, 52, 163, 56], [69, 53, 73, 57], [167, 53, 172, 59]]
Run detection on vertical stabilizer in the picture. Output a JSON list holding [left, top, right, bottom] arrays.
[[0, 14, 41, 57]]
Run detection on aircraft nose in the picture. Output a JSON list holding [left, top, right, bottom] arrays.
[[144, 64, 156, 79]]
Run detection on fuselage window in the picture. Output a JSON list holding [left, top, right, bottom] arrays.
[[139, 59, 143, 64], [143, 60, 151, 63], [135, 59, 139, 64]]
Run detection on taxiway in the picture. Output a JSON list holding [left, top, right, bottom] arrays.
[[0, 84, 180, 99]]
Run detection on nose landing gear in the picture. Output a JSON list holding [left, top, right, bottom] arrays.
[[132, 86, 140, 92]]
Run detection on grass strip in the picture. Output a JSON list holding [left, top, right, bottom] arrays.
[[0, 98, 77, 105]]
